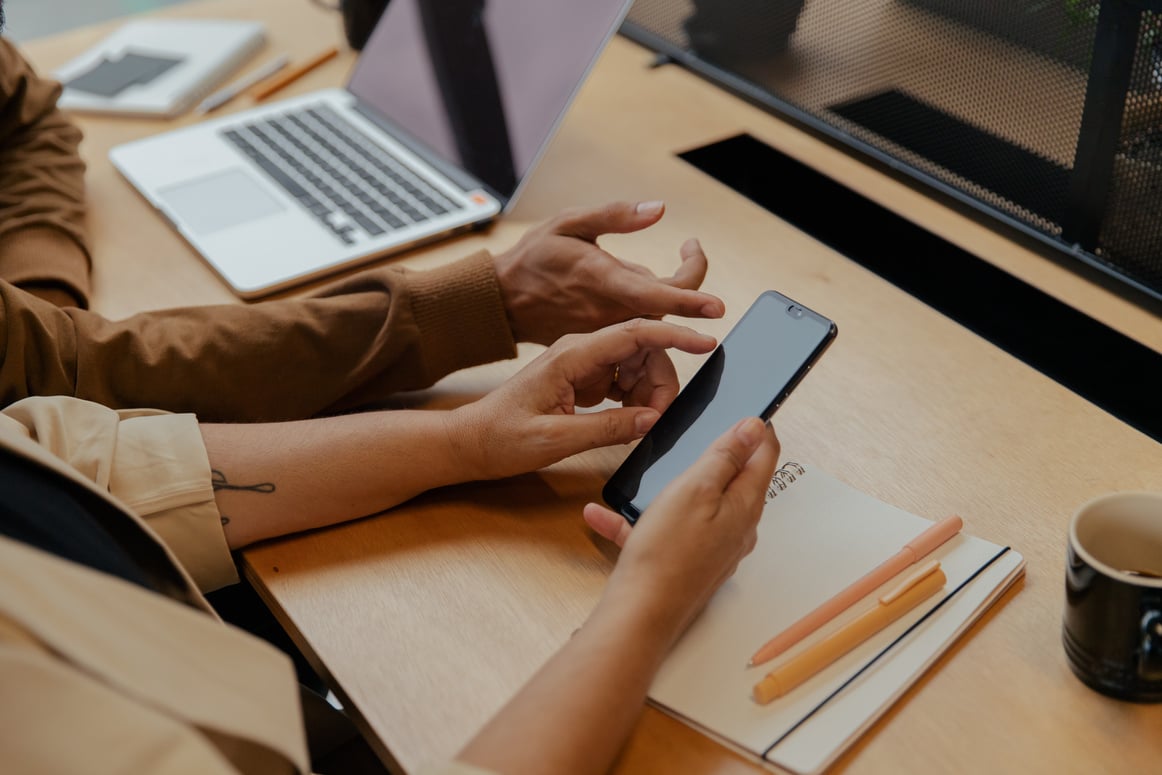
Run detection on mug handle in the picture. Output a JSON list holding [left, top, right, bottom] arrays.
[[1139, 610, 1162, 681]]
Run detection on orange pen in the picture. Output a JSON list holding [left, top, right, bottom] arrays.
[[753, 561, 947, 704], [748, 515, 962, 667]]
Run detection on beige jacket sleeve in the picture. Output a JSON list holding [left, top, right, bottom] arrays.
[[0, 642, 285, 774], [0, 537, 308, 775], [0, 38, 90, 307], [0, 395, 236, 592]]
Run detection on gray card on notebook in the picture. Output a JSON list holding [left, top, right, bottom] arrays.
[[65, 51, 184, 98]]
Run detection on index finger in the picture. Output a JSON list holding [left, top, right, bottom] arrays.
[[562, 319, 717, 374], [553, 201, 665, 242], [604, 269, 725, 320]]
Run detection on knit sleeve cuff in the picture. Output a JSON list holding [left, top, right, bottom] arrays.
[[0, 226, 91, 308], [406, 250, 518, 381]]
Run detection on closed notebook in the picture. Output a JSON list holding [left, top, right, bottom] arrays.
[[55, 19, 265, 118], [648, 462, 1024, 775]]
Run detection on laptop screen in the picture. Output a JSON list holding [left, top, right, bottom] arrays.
[[347, 0, 630, 202]]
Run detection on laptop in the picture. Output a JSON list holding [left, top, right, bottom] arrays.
[[110, 0, 633, 298]]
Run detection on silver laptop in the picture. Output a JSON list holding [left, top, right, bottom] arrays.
[[111, 0, 632, 298]]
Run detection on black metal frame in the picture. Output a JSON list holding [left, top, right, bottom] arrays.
[[1063, 0, 1148, 251], [620, 7, 1162, 306]]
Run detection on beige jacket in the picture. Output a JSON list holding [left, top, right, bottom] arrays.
[[0, 396, 496, 775]]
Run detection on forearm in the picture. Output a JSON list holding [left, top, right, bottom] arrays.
[[0, 252, 515, 422], [201, 409, 474, 548], [457, 590, 682, 775]]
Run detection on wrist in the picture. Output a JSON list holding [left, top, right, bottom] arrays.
[[492, 263, 526, 344], [591, 572, 692, 657], [443, 404, 496, 482]]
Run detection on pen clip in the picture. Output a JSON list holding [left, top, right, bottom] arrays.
[[879, 560, 942, 605]]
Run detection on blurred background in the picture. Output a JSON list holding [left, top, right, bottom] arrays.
[[4, 0, 191, 40]]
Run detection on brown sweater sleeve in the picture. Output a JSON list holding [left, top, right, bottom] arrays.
[[0, 250, 517, 421], [0, 38, 90, 308]]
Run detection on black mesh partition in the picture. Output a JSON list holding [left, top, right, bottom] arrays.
[[624, 0, 1162, 302]]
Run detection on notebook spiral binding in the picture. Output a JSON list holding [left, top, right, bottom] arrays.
[[765, 461, 805, 502]]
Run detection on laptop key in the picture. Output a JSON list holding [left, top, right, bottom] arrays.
[[346, 209, 385, 236]]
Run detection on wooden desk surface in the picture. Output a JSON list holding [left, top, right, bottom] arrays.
[[24, 1, 1162, 773]]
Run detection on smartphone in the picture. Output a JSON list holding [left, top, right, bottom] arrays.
[[603, 290, 836, 523]]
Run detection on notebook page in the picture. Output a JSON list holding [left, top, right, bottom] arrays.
[[647, 464, 1011, 759]]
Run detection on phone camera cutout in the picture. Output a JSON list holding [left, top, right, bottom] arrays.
[[787, 305, 805, 319]]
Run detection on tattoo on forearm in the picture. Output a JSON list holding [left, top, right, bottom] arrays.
[[212, 470, 276, 494]]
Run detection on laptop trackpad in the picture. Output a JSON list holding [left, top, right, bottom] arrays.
[[158, 169, 285, 236]]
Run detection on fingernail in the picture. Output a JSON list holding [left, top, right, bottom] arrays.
[[636, 200, 664, 217], [635, 410, 659, 434], [701, 299, 725, 317], [736, 417, 763, 445], [682, 237, 701, 253]]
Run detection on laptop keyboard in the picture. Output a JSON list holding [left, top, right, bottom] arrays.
[[221, 104, 463, 245]]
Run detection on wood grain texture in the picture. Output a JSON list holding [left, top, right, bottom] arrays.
[[23, 2, 1162, 773]]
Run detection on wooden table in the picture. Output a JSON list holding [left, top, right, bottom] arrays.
[[24, 1, 1162, 773]]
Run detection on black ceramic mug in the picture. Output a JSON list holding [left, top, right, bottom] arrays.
[[1063, 492, 1162, 701]]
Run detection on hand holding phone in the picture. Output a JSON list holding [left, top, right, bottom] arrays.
[[603, 291, 836, 522]]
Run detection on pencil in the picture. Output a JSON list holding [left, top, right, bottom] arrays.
[[251, 46, 339, 102]]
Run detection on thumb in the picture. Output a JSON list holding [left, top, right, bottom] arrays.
[[686, 417, 767, 496], [583, 502, 634, 547], [564, 407, 660, 450], [556, 201, 665, 242]]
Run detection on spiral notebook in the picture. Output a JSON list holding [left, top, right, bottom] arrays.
[[648, 462, 1024, 775]]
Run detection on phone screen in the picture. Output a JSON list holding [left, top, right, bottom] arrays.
[[603, 291, 835, 522]]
